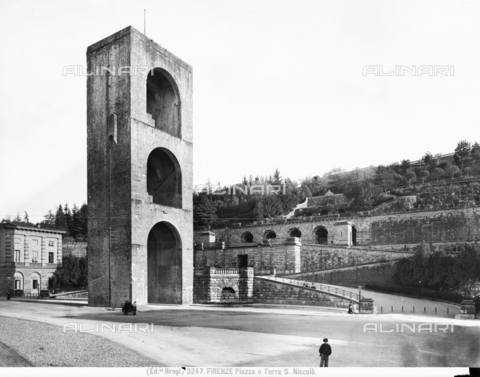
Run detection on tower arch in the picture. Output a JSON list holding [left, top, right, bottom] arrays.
[[146, 68, 181, 138], [146, 147, 182, 208], [147, 221, 182, 304]]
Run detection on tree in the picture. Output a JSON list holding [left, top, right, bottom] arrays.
[[300, 185, 312, 201], [453, 244, 480, 296], [23, 211, 29, 223], [454, 140, 472, 171], [422, 152, 434, 166], [272, 169, 282, 184], [278, 190, 300, 214], [193, 194, 218, 227], [399, 159, 411, 175], [253, 201, 264, 220], [444, 165, 460, 179], [258, 195, 283, 218], [54, 255, 87, 287], [301, 176, 327, 196], [431, 167, 444, 182], [464, 166, 474, 177], [471, 142, 480, 161], [13, 212, 22, 222], [55, 205, 67, 231], [418, 170, 430, 184], [78, 203, 88, 238], [374, 165, 397, 188], [242, 176, 248, 185], [64, 203, 72, 234], [345, 180, 382, 210], [404, 170, 416, 187]]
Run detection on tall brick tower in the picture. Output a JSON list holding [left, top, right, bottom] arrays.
[[87, 26, 193, 307]]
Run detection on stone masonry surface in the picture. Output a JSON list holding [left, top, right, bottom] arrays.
[[87, 26, 193, 307]]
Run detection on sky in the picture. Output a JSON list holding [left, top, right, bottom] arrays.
[[1, 0, 479, 223]]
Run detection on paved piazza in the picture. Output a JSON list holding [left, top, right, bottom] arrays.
[[0, 298, 478, 368]]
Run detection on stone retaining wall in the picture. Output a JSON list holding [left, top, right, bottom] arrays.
[[194, 239, 301, 275], [289, 261, 399, 289], [253, 278, 350, 308], [195, 207, 480, 247], [300, 244, 412, 272]]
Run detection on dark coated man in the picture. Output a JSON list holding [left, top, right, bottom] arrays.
[[319, 338, 332, 367]]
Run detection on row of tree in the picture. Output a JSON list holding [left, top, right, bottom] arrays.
[[40, 203, 88, 240], [1, 204, 89, 241], [393, 243, 480, 297]]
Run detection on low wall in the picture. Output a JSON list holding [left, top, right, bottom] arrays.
[[253, 278, 350, 308]]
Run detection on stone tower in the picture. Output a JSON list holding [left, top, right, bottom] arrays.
[[87, 26, 193, 307]]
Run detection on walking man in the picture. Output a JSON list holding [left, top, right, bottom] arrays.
[[319, 338, 332, 367]]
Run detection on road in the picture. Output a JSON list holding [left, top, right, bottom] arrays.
[[0, 298, 478, 368]]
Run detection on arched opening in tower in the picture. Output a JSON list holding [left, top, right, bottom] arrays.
[[315, 226, 328, 245], [320, 210, 329, 216], [289, 228, 302, 238], [146, 68, 181, 138], [147, 222, 182, 304], [147, 148, 182, 208]]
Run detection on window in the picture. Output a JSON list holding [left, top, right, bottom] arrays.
[[32, 251, 38, 263], [15, 280, 21, 290], [49, 252, 54, 264], [14, 250, 20, 262], [48, 241, 54, 247], [32, 280, 38, 289]]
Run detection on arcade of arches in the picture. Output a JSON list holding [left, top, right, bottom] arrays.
[[215, 223, 358, 246]]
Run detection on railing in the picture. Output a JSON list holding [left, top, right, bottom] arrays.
[[49, 289, 88, 299], [13, 291, 50, 299], [211, 268, 239, 275], [259, 275, 360, 302]]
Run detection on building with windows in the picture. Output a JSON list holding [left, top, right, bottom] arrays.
[[0, 222, 64, 296]]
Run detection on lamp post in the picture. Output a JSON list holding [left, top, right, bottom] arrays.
[[358, 285, 362, 313]]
